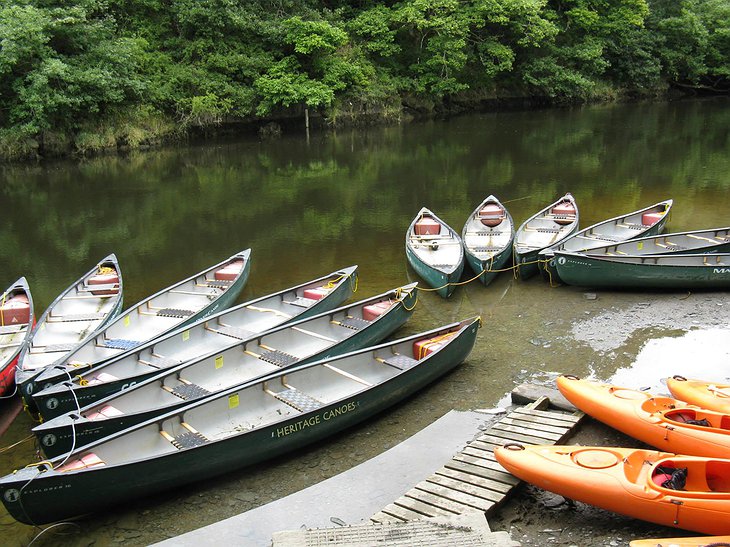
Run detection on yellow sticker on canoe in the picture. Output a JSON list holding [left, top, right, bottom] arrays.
[[215, 355, 224, 369], [229, 393, 239, 409], [637, 242, 644, 250], [182, 330, 190, 342], [124, 315, 130, 327]]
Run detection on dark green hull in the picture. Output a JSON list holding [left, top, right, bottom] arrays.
[[25, 251, 252, 404], [405, 245, 463, 298], [464, 247, 513, 286], [33, 286, 417, 457], [0, 318, 479, 525], [555, 252, 730, 289]]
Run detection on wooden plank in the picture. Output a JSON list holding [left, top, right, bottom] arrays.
[[377, 503, 424, 522], [497, 416, 570, 434], [426, 473, 504, 502], [444, 459, 520, 487], [462, 445, 498, 461], [370, 511, 405, 524], [395, 495, 458, 517], [490, 422, 565, 442], [511, 407, 583, 423], [436, 466, 516, 494], [502, 411, 580, 429], [467, 439, 501, 452], [402, 491, 474, 516], [415, 481, 496, 512], [454, 451, 505, 471], [478, 430, 562, 446]]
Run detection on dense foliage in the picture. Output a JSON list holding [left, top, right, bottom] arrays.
[[0, 0, 728, 159]]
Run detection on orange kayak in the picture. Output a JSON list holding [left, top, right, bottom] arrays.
[[630, 537, 730, 546], [494, 444, 730, 535], [667, 376, 730, 414], [557, 375, 730, 458]]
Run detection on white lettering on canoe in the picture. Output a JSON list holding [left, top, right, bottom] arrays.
[[714, 268, 730, 274]]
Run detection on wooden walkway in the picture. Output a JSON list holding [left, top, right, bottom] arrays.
[[371, 397, 584, 523]]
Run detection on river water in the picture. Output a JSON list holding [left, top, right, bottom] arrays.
[[1, 98, 729, 545]]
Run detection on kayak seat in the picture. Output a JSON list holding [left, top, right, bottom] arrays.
[[258, 349, 299, 368], [721, 416, 730, 430], [157, 308, 194, 318], [666, 411, 696, 423], [652, 466, 687, 490], [273, 387, 323, 413]]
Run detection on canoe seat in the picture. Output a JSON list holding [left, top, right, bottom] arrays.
[[536, 228, 561, 233], [335, 316, 371, 330], [205, 279, 234, 289], [168, 382, 211, 401], [286, 296, 320, 308], [258, 349, 299, 368], [161, 424, 209, 450], [383, 354, 418, 370], [472, 246, 503, 253], [141, 355, 183, 369], [466, 230, 503, 237], [47, 312, 107, 323], [0, 324, 26, 335], [104, 338, 140, 351], [157, 308, 194, 318], [211, 324, 255, 341], [273, 388, 323, 412]]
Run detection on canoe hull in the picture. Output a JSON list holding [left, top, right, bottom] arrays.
[[495, 444, 730, 535], [0, 278, 35, 396], [462, 195, 515, 287], [555, 252, 730, 290], [1, 318, 479, 525], [464, 247, 512, 287], [405, 245, 463, 298]]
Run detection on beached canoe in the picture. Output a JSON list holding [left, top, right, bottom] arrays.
[[630, 536, 730, 546], [514, 193, 579, 280], [565, 227, 730, 257], [494, 444, 730, 535], [461, 195, 515, 286], [15, 255, 124, 405], [538, 199, 673, 282], [30, 266, 359, 422], [24, 250, 251, 409], [667, 377, 730, 414], [405, 207, 464, 298], [1, 316, 480, 525], [557, 375, 730, 458], [0, 278, 34, 396], [553, 251, 730, 290], [32, 283, 416, 446]]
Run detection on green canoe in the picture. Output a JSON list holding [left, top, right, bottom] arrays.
[[514, 193, 579, 280], [32, 283, 417, 456], [462, 195, 515, 286], [0, 316, 480, 525], [554, 251, 730, 289], [538, 199, 673, 283], [406, 207, 464, 298]]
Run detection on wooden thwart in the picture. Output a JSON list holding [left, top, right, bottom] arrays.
[[370, 396, 584, 524]]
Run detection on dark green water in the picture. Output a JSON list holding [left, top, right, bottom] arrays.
[[1, 98, 729, 545]]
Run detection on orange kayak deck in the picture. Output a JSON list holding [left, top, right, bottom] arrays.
[[668, 377, 730, 414], [556, 375, 730, 458], [630, 536, 730, 546], [494, 444, 730, 535]]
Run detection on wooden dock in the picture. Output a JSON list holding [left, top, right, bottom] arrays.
[[371, 396, 584, 523]]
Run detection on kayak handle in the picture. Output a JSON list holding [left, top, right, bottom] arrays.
[[672, 375, 687, 381], [502, 443, 525, 451], [561, 374, 580, 380]]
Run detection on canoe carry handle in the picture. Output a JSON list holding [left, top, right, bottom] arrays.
[[561, 374, 580, 380], [672, 375, 687, 381], [502, 442, 525, 451]]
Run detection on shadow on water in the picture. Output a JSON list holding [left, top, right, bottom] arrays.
[[0, 97, 729, 545]]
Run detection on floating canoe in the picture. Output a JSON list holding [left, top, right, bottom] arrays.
[[494, 444, 730, 535], [514, 193, 579, 280], [565, 227, 730, 257], [668, 376, 730, 414], [405, 207, 464, 298], [15, 255, 124, 404], [630, 536, 730, 546], [557, 375, 730, 458], [29, 266, 358, 422], [1, 316, 480, 525], [32, 281, 413, 438], [461, 195, 515, 286], [24, 249, 251, 409], [538, 199, 673, 282], [0, 278, 34, 396], [553, 252, 730, 290]]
